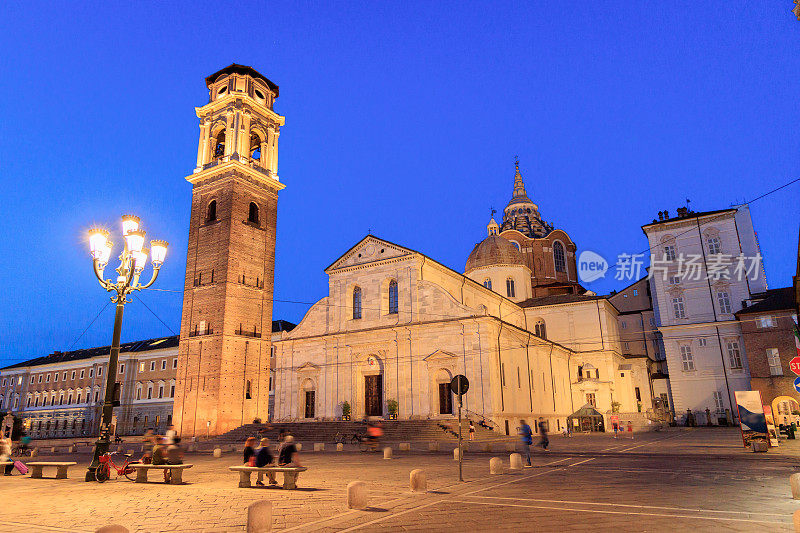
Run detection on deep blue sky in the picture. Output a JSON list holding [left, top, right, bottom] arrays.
[[1, 2, 798, 367]]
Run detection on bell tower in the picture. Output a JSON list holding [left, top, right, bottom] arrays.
[[172, 64, 285, 436]]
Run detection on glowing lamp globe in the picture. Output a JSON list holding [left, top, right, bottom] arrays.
[[132, 248, 149, 271], [121, 215, 140, 235], [124, 229, 146, 253], [150, 240, 168, 266], [88, 228, 110, 260]]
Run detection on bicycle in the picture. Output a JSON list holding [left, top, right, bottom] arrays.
[[94, 451, 139, 482]]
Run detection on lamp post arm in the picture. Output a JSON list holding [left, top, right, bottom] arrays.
[[137, 265, 162, 290], [92, 259, 113, 291]]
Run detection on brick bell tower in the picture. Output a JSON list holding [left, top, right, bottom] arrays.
[[172, 64, 285, 437]]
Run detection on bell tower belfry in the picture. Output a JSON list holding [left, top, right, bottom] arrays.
[[172, 64, 285, 437]]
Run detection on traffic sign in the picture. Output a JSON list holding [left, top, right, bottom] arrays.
[[450, 375, 469, 395], [790, 357, 800, 376], [794, 376, 800, 394]]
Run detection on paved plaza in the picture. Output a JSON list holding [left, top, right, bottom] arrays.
[[1, 428, 799, 532]]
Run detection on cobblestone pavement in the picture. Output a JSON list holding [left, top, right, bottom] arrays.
[[1, 428, 798, 532]]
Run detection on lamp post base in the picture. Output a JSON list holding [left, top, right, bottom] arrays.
[[84, 435, 111, 482]]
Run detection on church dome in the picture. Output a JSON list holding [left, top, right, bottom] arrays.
[[465, 235, 525, 273]]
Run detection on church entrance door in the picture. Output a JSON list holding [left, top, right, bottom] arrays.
[[438, 383, 452, 414], [304, 390, 315, 419], [364, 375, 383, 417]]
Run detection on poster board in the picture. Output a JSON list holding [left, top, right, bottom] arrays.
[[734, 390, 769, 447], [763, 405, 780, 447]]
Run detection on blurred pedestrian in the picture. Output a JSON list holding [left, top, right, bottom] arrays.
[[255, 437, 277, 486], [518, 420, 533, 467], [243, 437, 257, 466]]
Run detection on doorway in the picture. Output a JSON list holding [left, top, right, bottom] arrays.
[[438, 382, 452, 414], [304, 390, 315, 419], [365, 374, 383, 417]]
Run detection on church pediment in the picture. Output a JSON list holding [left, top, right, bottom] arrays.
[[297, 362, 320, 373], [325, 235, 415, 272], [423, 349, 459, 362]]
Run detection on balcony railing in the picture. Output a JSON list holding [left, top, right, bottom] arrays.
[[188, 326, 214, 337], [235, 328, 261, 338]]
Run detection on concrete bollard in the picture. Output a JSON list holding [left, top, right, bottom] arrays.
[[347, 481, 368, 510], [95, 526, 129, 533], [793, 510, 800, 532], [410, 469, 427, 493], [336, 443, 344, 452], [453, 447, 463, 461], [399, 442, 411, 451], [489, 457, 503, 475], [383, 447, 393, 460], [791, 473, 800, 499], [247, 500, 272, 532], [509, 453, 523, 470], [428, 441, 439, 452], [213, 447, 222, 458], [314, 443, 324, 452], [482, 443, 492, 453]]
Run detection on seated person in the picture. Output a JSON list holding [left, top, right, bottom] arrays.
[[166, 437, 183, 465], [243, 437, 257, 466], [255, 437, 277, 486], [278, 435, 301, 467], [151, 438, 170, 482]]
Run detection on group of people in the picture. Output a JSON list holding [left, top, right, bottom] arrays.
[[518, 418, 550, 467], [141, 425, 183, 482], [242, 431, 301, 487]]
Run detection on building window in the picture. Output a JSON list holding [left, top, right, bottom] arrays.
[[506, 278, 515, 298], [30, 376, 34, 384], [170, 384, 175, 398], [158, 385, 164, 399], [664, 245, 676, 261], [713, 391, 724, 411], [534, 320, 546, 340], [553, 242, 566, 273], [45, 374, 49, 383], [136, 387, 141, 400], [717, 291, 732, 314], [623, 342, 630, 351], [89, 369, 93, 378], [727, 341, 742, 369], [213, 129, 226, 156], [669, 275, 680, 285], [759, 316, 776, 328], [139, 362, 145, 372], [147, 386, 153, 400], [586, 393, 596, 407], [207, 200, 217, 222], [245, 380, 252, 400], [119, 364, 124, 375], [388, 280, 398, 315], [633, 289, 638, 296], [707, 237, 721, 255], [767, 348, 782, 376], [150, 361, 156, 372], [80, 370, 84, 379], [680, 345, 694, 371], [483, 278, 492, 290], [173, 359, 178, 369], [699, 338, 707, 347], [71, 371, 76, 380], [672, 296, 686, 319], [161, 360, 167, 370], [248, 202, 260, 224], [352, 287, 362, 320], [54, 373, 58, 382], [620, 320, 627, 329]]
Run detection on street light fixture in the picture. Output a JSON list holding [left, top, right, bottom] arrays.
[[84, 215, 168, 481]]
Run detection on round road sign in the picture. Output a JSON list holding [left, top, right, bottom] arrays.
[[450, 374, 469, 395]]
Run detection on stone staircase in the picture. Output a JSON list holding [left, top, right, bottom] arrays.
[[202, 419, 511, 448]]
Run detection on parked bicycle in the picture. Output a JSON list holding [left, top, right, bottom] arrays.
[[94, 451, 139, 482]]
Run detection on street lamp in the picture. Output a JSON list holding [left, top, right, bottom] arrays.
[[84, 215, 168, 481]]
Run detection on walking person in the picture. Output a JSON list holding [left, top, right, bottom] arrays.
[[255, 437, 277, 486], [468, 420, 475, 441], [1, 437, 14, 476], [518, 420, 533, 467], [537, 417, 550, 451]]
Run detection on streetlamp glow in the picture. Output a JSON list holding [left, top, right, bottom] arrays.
[[84, 214, 167, 482]]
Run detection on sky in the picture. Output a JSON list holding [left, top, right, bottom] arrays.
[[0, 2, 798, 367]]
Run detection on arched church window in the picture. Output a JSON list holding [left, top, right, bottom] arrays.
[[207, 200, 217, 222], [388, 280, 398, 315], [353, 287, 362, 320], [535, 320, 547, 340], [553, 241, 566, 273], [248, 202, 260, 224], [506, 278, 516, 298], [250, 132, 262, 161], [213, 130, 226, 158], [483, 278, 492, 290]]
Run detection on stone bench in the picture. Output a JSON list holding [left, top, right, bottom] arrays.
[[28, 462, 78, 479], [128, 464, 193, 485], [229, 465, 308, 490]]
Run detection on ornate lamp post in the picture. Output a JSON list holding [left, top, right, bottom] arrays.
[[84, 215, 168, 481]]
